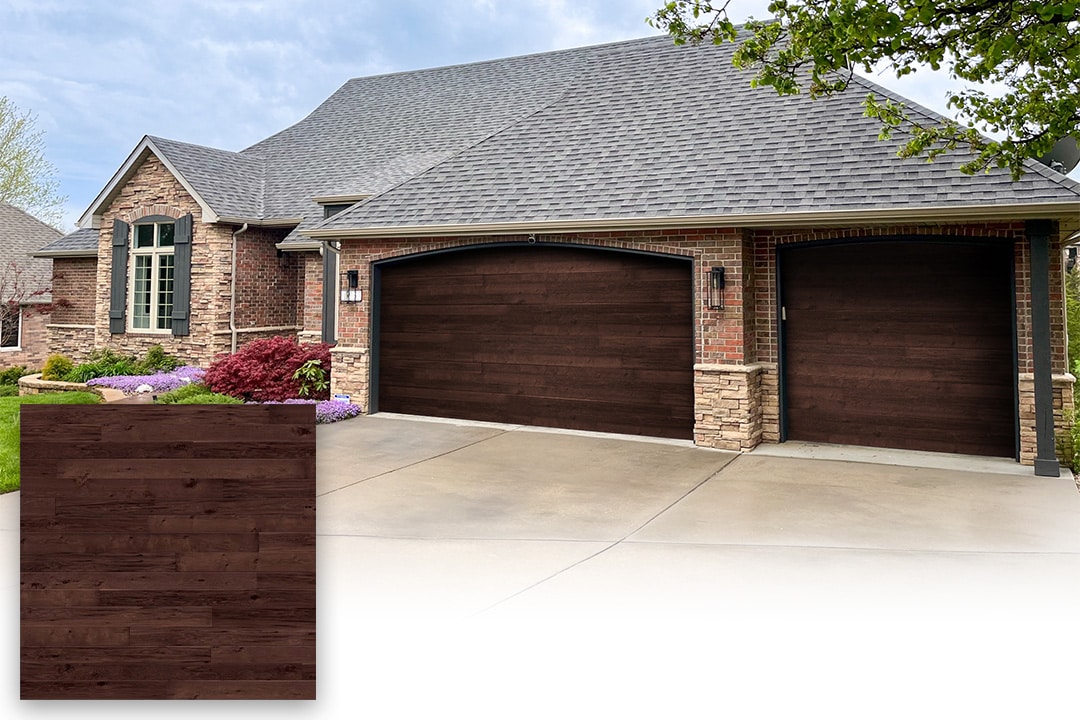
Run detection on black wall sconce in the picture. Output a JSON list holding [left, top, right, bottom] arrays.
[[340, 270, 361, 304], [707, 266, 725, 310]]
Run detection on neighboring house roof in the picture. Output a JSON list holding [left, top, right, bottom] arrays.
[[310, 35, 1080, 238], [0, 201, 60, 301], [34, 227, 99, 258], [73, 33, 1080, 245]]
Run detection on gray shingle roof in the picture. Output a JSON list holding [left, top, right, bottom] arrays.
[[315, 35, 1080, 233], [0, 201, 60, 298], [34, 227, 99, 257], [149, 136, 265, 220], [93, 33, 1079, 242], [244, 43, 595, 227]]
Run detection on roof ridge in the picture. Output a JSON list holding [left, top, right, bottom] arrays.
[[241, 35, 666, 157], [305, 40, 619, 235]]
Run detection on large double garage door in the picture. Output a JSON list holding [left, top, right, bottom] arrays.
[[372, 239, 1018, 457], [374, 245, 695, 439], [780, 240, 1017, 458]]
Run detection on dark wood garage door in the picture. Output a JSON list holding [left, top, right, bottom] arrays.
[[375, 245, 694, 439], [780, 240, 1016, 457]]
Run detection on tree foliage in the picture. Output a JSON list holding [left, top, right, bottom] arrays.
[[649, 1, 1080, 179], [0, 96, 66, 228]]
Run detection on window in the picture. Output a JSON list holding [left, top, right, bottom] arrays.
[[323, 203, 352, 219], [0, 306, 20, 349], [130, 220, 175, 331]]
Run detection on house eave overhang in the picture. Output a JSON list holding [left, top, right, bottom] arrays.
[[216, 216, 303, 228], [305, 202, 1080, 240], [78, 136, 221, 229], [276, 240, 323, 252], [31, 249, 98, 259], [311, 194, 372, 205]]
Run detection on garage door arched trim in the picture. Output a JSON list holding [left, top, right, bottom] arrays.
[[776, 235, 1019, 458], [370, 241, 695, 439]]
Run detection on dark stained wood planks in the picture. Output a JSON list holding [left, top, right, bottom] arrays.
[[780, 240, 1016, 457], [377, 245, 694, 439], [20, 404, 316, 700]]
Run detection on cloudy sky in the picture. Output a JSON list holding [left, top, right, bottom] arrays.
[[0, 0, 1063, 232]]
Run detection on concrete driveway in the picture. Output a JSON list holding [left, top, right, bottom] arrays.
[[4, 414, 1079, 716], [312, 416, 1080, 716], [317, 413, 1080, 618]]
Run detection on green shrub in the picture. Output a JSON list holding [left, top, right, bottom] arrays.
[[1068, 270, 1080, 374], [0, 366, 30, 386], [174, 393, 243, 405], [156, 383, 213, 404], [41, 354, 75, 381], [0, 386, 17, 397], [63, 348, 138, 383], [155, 383, 241, 405], [134, 344, 182, 374]]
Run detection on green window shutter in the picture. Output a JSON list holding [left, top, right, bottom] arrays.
[[108, 219, 129, 334], [171, 213, 193, 336]]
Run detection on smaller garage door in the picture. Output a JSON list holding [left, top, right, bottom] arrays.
[[375, 244, 694, 439], [780, 240, 1016, 457]]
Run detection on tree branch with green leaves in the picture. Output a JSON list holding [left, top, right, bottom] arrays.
[[648, 1, 1080, 179]]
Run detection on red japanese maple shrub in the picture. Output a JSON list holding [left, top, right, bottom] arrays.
[[204, 336, 332, 402]]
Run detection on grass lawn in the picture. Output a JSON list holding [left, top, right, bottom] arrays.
[[0, 392, 101, 494]]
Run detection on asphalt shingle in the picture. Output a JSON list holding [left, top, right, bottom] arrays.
[[315, 35, 1080, 232], [111, 34, 1078, 240], [0, 201, 60, 296], [34, 227, 98, 256]]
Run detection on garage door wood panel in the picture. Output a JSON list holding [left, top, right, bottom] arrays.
[[377, 245, 694, 439], [781, 241, 1015, 457]]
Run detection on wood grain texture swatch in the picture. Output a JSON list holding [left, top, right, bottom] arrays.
[[20, 405, 316, 700]]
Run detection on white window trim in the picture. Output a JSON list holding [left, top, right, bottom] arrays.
[[127, 220, 176, 334], [0, 306, 21, 351]]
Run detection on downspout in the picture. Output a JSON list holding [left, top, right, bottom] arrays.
[[230, 223, 249, 353]]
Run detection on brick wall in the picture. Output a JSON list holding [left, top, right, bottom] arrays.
[[299, 252, 323, 341], [1, 304, 50, 369], [49, 258, 96, 324], [234, 227, 299, 329]]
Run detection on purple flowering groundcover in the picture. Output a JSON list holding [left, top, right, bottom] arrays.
[[256, 399, 362, 424], [85, 367, 362, 423], [87, 366, 206, 394]]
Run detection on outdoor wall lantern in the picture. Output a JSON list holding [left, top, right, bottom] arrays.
[[340, 270, 361, 304], [707, 266, 725, 310]]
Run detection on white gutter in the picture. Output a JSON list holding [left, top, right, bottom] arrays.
[[230, 223, 249, 353], [276, 240, 322, 252], [304, 201, 1080, 240], [31, 249, 98, 259]]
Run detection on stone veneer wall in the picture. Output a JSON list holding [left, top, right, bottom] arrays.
[[44, 154, 304, 366], [1018, 374, 1076, 465]]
